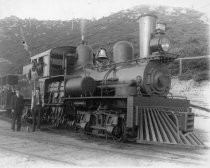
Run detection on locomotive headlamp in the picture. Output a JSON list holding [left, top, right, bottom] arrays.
[[150, 36, 170, 53], [159, 37, 170, 52]]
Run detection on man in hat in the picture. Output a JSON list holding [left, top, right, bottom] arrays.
[[31, 87, 42, 132], [11, 89, 24, 131]]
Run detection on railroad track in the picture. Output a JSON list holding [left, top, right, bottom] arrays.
[[0, 145, 77, 166], [0, 124, 207, 166]]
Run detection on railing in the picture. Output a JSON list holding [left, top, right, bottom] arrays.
[[176, 55, 210, 76]]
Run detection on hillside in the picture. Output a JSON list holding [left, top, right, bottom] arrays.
[[0, 5, 209, 75]]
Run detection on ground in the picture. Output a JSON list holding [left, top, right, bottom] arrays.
[[0, 78, 209, 168], [170, 78, 210, 146], [0, 119, 209, 168]]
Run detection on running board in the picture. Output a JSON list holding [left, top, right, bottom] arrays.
[[135, 107, 204, 147]]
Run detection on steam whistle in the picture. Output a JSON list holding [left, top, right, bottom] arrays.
[[81, 34, 85, 44]]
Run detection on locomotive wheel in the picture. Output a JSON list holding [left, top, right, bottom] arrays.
[[84, 122, 92, 133], [112, 120, 126, 142], [112, 125, 123, 141]]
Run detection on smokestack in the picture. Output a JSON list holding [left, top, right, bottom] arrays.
[[139, 14, 157, 58]]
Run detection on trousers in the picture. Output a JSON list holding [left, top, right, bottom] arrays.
[[32, 105, 42, 131], [11, 111, 22, 131]]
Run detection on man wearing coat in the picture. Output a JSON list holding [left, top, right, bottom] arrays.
[[11, 89, 24, 131], [31, 87, 42, 132]]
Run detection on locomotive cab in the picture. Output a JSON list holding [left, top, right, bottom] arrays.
[[29, 46, 77, 78]]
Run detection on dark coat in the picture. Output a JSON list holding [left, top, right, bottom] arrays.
[[11, 94, 24, 114]]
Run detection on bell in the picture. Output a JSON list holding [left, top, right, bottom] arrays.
[[96, 48, 108, 61]]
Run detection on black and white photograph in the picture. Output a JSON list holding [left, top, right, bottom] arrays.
[[0, 0, 209, 167]]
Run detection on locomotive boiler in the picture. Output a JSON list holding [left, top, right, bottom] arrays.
[[17, 14, 204, 147]]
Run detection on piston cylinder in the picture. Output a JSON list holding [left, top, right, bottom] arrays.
[[65, 76, 96, 97], [139, 14, 157, 58]]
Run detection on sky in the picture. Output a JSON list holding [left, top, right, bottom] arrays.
[[0, 0, 210, 20]]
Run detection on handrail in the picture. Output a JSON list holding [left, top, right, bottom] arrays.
[[176, 55, 210, 60]]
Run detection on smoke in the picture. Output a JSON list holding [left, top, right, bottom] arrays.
[[80, 19, 86, 41]]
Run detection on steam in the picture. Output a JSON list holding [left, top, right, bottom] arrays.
[[80, 19, 86, 41]]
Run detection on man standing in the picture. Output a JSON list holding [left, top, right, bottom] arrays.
[[11, 89, 24, 131], [136, 75, 143, 95], [31, 87, 42, 132]]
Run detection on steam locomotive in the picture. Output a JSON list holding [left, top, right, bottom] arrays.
[[0, 14, 203, 146]]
